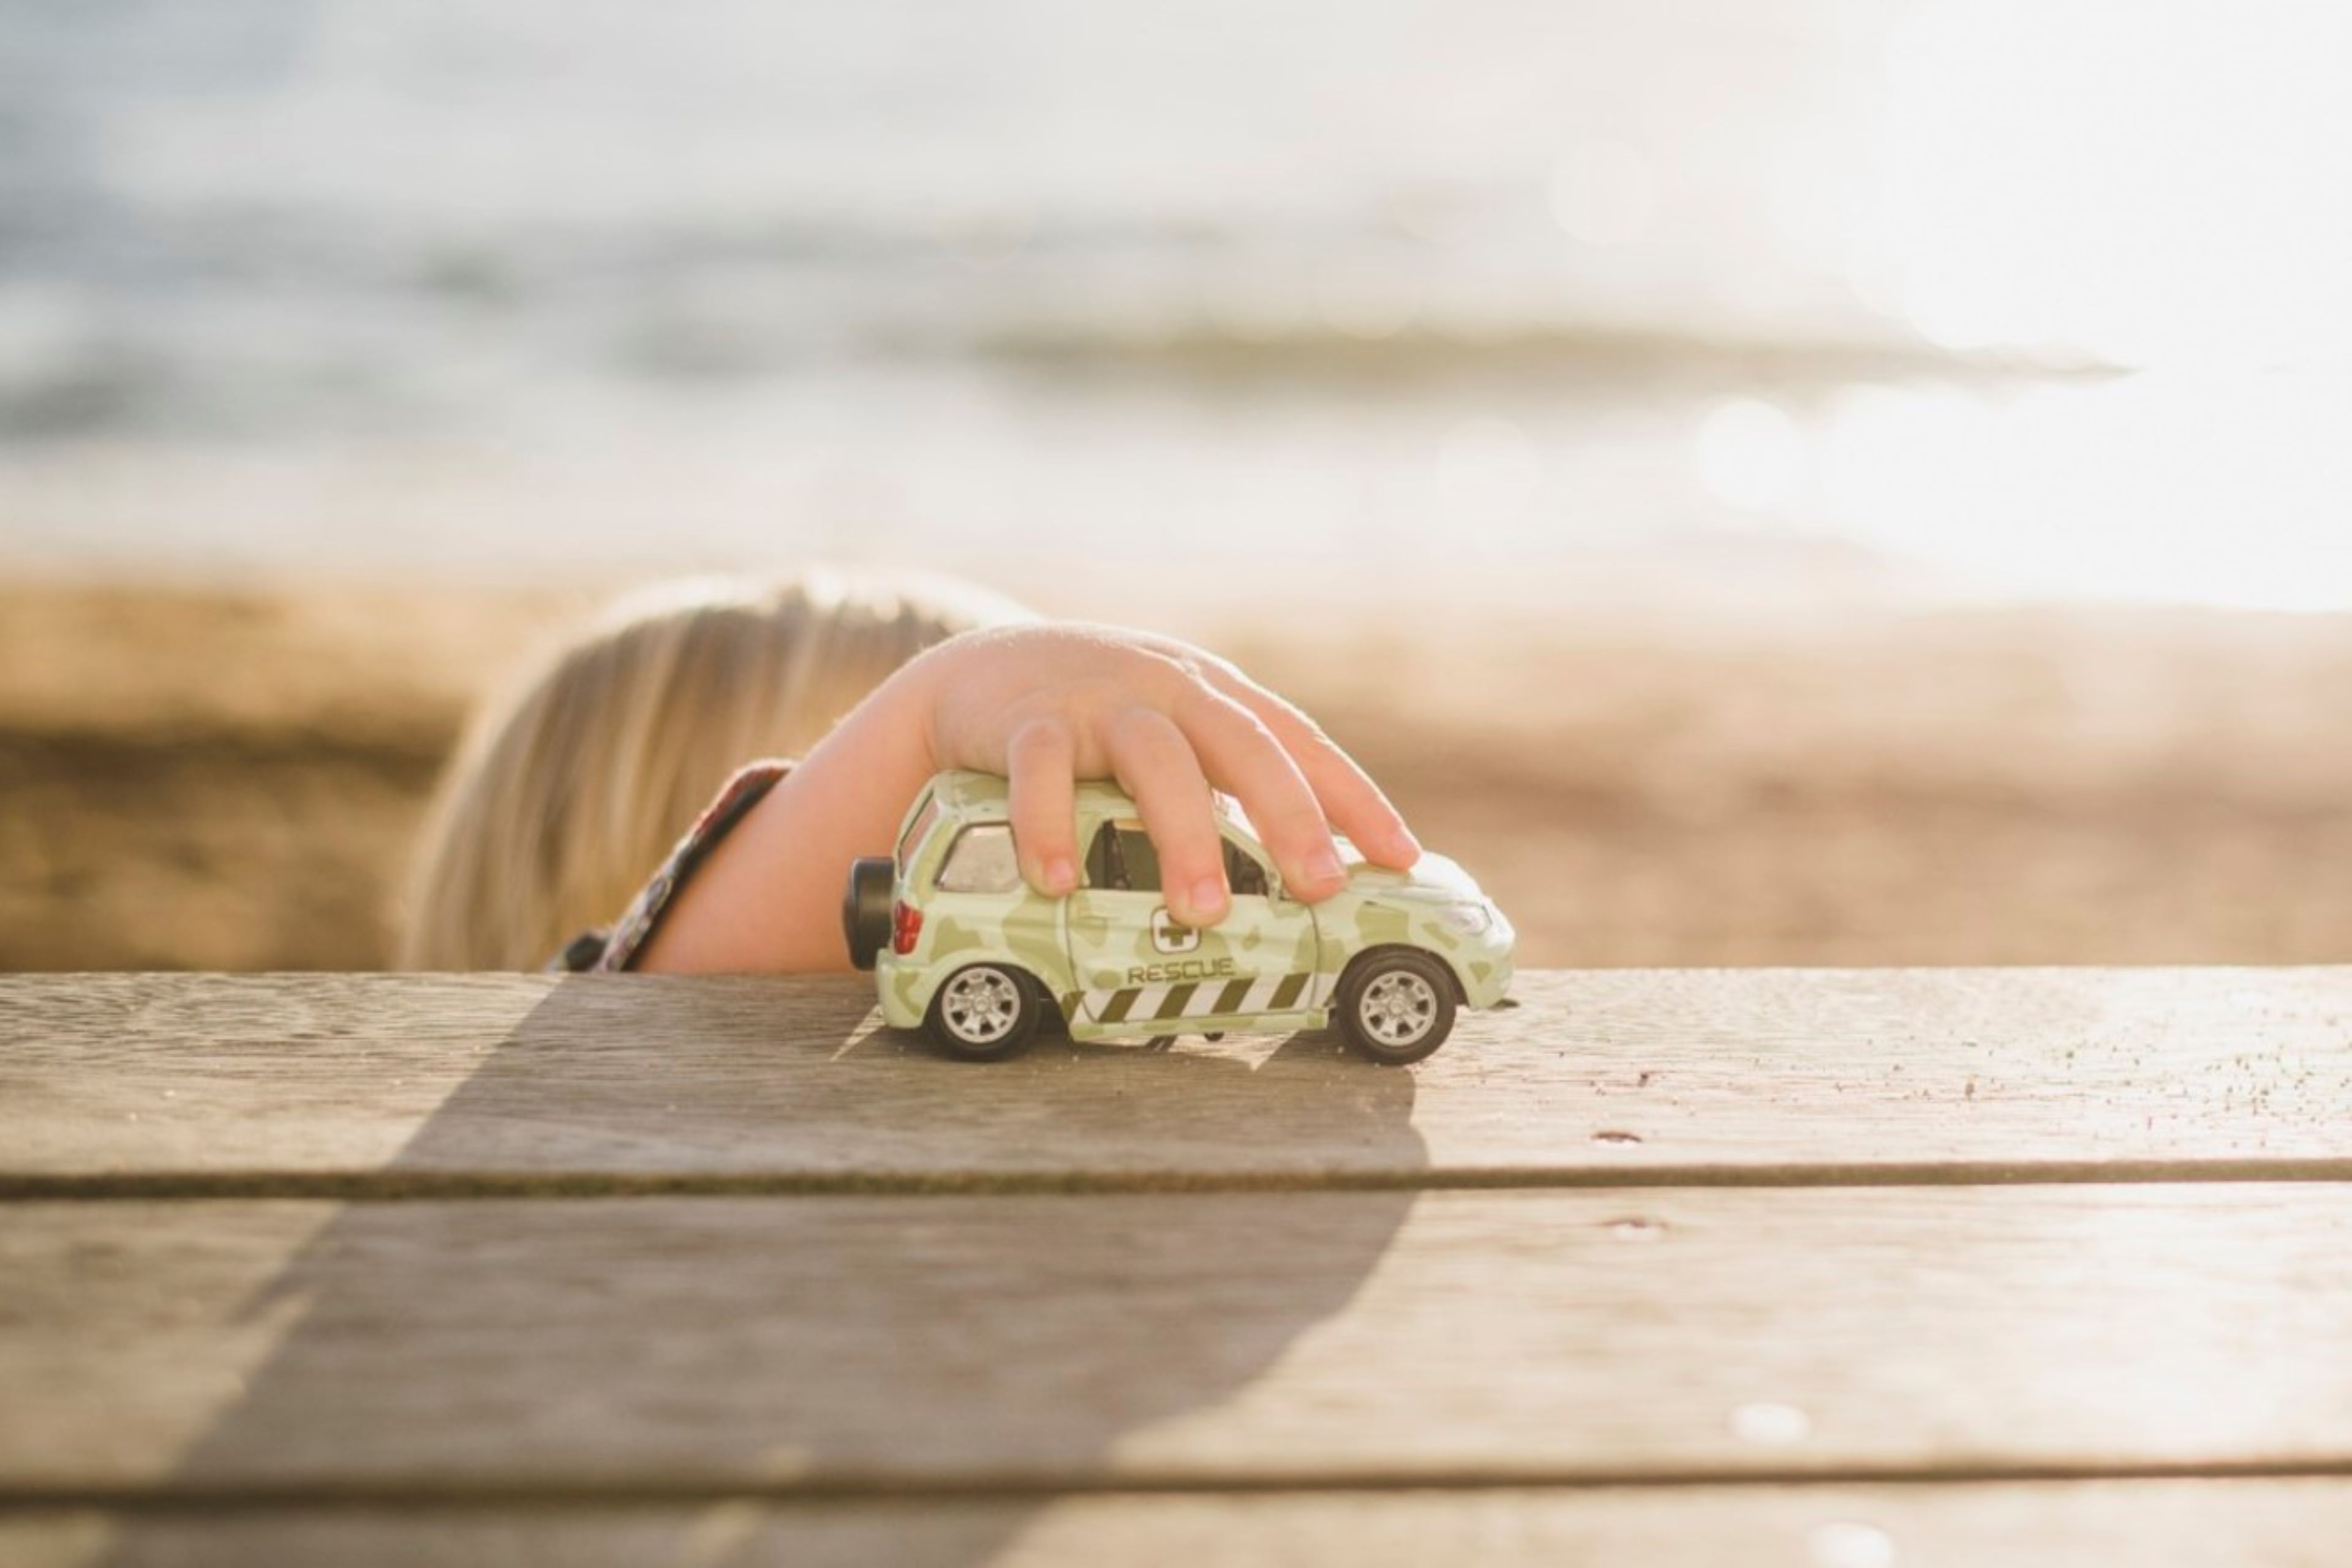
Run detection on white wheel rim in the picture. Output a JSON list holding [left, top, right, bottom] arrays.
[[1359, 970, 1438, 1048], [942, 968, 1022, 1044]]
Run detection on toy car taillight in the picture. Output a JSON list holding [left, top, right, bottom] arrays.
[[892, 900, 923, 956]]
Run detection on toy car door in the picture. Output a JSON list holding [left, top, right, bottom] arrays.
[[1065, 820, 1320, 1031]]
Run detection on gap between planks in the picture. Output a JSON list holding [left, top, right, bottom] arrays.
[[12, 1457, 2352, 1514], [9, 1158, 2352, 1202]]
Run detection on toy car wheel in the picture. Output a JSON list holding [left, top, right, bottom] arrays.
[[842, 857, 894, 971], [1337, 949, 1457, 1065], [925, 963, 1042, 1061]]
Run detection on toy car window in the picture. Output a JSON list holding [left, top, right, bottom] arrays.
[[1080, 821, 1168, 894], [1223, 838, 1268, 897], [1084, 823, 1118, 890], [1113, 827, 1163, 893], [935, 824, 1022, 894], [896, 795, 941, 869]]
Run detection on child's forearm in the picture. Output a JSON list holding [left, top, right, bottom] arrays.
[[631, 652, 944, 973]]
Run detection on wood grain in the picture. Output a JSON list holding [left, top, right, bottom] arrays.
[[3, 970, 2348, 1187], [6, 1187, 2351, 1494], [10, 1480, 2352, 1568]]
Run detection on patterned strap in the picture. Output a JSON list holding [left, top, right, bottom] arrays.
[[551, 759, 794, 973]]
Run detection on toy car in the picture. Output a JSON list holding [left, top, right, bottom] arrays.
[[842, 770, 1513, 1064]]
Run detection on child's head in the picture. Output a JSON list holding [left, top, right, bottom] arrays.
[[398, 570, 1027, 970]]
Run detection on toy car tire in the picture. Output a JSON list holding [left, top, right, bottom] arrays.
[[842, 857, 894, 971], [925, 963, 1044, 1061], [1336, 949, 1458, 1066]]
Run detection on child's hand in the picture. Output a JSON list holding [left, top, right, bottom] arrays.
[[633, 617, 1421, 973], [914, 623, 1420, 927]]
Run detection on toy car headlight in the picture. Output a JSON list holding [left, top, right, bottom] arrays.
[[1436, 902, 1492, 937]]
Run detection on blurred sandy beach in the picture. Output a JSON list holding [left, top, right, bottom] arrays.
[[8, 578, 2348, 971]]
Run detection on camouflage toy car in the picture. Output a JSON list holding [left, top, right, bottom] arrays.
[[842, 770, 1513, 1064]]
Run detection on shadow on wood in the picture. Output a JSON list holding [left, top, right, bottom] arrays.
[[97, 978, 1425, 1568]]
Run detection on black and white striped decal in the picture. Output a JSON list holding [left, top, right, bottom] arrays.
[[1084, 970, 1333, 1025]]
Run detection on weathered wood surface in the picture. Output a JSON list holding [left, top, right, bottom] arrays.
[[7, 1187, 2351, 1493], [3, 970, 2348, 1187], [6, 968, 2348, 1562], [10, 1480, 2352, 1568]]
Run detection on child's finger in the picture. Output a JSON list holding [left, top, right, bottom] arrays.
[[1178, 688, 1348, 902], [1104, 706, 1229, 928], [1006, 718, 1080, 897], [1221, 680, 1421, 869]]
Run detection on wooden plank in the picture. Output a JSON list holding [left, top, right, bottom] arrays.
[[9, 1480, 2352, 1568], [2, 971, 2348, 1186], [6, 1187, 2351, 1493]]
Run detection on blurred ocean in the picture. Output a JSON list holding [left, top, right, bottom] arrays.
[[2, 0, 2348, 609]]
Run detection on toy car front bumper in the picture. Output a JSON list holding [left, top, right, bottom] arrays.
[[1455, 914, 1515, 1010]]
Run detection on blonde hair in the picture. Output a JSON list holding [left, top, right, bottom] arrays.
[[398, 570, 1025, 970]]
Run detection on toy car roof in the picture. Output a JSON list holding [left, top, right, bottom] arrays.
[[922, 769, 1244, 830]]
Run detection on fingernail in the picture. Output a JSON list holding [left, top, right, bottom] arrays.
[[1190, 876, 1227, 922], [1303, 846, 1344, 889], [1044, 856, 1077, 895]]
